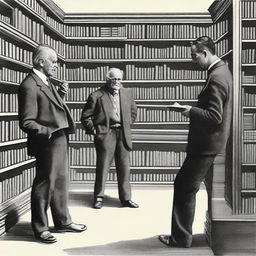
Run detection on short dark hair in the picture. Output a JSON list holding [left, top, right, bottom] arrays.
[[191, 36, 215, 55]]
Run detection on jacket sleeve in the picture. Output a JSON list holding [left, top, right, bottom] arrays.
[[18, 82, 49, 137], [80, 94, 96, 134], [189, 77, 228, 125], [130, 92, 137, 123]]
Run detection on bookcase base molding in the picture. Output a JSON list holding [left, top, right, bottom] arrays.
[[0, 189, 31, 236]]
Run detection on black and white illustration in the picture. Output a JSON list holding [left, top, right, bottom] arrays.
[[0, 0, 255, 255]]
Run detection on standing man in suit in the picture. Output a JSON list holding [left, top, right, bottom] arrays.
[[159, 36, 232, 248], [81, 67, 139, 209], [18, 45, 86, 244]]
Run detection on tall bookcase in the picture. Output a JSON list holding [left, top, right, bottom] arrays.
[[204, 0, 256, 255], [0, 0, 255, 254]]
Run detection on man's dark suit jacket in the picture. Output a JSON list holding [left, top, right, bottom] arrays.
[[81, 86, 137, 150], [186, 60, 232, 155], [18, 72, 75, 156]]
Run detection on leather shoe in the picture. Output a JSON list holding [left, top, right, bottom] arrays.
[[56, 223, 87, 233], [158, 235, 190, 248], [35, 231, 57, 244], [93, 198, 103, 209], [121, 200, 139, 208]]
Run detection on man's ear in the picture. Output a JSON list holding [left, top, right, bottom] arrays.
[[203, 50, 207, 57], [38, 59, 44, 67]]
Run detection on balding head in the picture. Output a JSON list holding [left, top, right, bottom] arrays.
[[32, 44, 58, 77], [33, 45, 57, 68]]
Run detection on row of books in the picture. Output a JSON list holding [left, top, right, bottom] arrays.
[[136, 108, 190, 122], [19, 0, 47, 19], [242, 144, 256, 164], [0, 120, 26, 142], [241, 1, 256, 19], [65, 22, 228, 40], [241, 48, 256, 64], [242, 89, 256, 107], [0, 93, 18, 112], [46, 15, 65, 35], [125, 44, 191, 60], [0, 13, 12, 25], [0, 31, 229, 63], [13, 8, 45, 43], [11, 0, 228, 40], [0, 167, 36, 203], [66, 84, 203, 101], [69, 130, 93, 142], [131, 84, 203, 100], [0, 38, 33, 65], [44, 33, 65, 57], [69, 147, 186, 166], [241, 197, 256, 214], [66, 45, 123, 59], [69, 107, 190, 123], [125, 65, 208, 80], [0, 148, 32, 169], [69, 169, 177, 183], [242, 171, 256, 189], [244, 130, 256, 141], [244, 113, 256, 130], [242, 71, 256, 84], [66, 26, 126, 38], [65, 65, 207, 81], [242, 26, 256, 40], [0, 67, 28, 84], [64, 39, 229, 60]]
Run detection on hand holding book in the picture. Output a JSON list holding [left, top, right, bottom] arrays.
[[168, 102, 189, 112]]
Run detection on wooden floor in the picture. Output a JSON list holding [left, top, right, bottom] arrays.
[[0, 186, 215, 256]]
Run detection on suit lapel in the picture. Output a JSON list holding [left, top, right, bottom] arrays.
[[31, 73, 63, 109], [100, 88, 113, 115]]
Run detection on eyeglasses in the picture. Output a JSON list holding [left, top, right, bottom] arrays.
[[108, 78, 122, 81]]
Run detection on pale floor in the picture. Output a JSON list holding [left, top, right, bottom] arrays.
[[1, 185, 214, 256]]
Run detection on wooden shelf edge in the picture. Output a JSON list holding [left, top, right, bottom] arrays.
[[0, 159, 36, 175]]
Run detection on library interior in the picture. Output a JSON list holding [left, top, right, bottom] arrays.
[[0, 0, 256, 255]]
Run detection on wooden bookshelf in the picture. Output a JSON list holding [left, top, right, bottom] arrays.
[[0, 0, 255, 253]]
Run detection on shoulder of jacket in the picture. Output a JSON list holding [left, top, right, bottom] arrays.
[[90, 88, 104, 98], [20, 73, 36, 89]]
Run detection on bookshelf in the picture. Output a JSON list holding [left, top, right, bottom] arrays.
[[0, 0, 255, 253], [202, 0, 256, 255]]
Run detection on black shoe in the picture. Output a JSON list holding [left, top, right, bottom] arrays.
[[93, 198, 103, 209], [56, 223, 87, 233], [35, 231, 57, 244], [121, 200, 139, 208], [158, 235, 190, 248]]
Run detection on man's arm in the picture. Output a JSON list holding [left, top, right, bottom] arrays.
[[189, 79, 227, 125], [80, 94, 96, 134], [18, 82, 50, 137], [130, 91, 137, 123]]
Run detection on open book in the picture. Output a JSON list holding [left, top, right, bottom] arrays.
[[138, 103, 187, 112]]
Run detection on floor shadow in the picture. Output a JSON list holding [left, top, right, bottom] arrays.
[[64, 234, 212, 256], [0, 221, 35, 242], [68, 191, 122, 208]]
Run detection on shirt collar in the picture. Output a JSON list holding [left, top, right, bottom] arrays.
[[33, 68, 49, 86], [208, 58, 221, 71]]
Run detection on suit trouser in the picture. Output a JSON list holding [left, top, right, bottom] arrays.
[[171, 154, 216, 247], [31, 131, 72, 236], [94, 128, 131, 202]]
